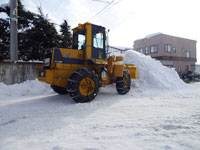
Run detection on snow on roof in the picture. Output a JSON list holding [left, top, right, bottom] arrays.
[[135, 32, 163, 41], [145, 32, 162, 39], [0, 2, 10, 8]]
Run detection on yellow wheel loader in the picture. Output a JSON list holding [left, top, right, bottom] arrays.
[[38, 22, 138, 103]]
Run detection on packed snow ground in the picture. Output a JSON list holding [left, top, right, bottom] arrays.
[[0, 51, 200, 150], [0, 80, 52, 99]]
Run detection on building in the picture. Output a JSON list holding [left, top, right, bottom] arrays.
[[134, 33, 197, 75]]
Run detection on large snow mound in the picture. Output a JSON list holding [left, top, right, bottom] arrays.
[[0, 80, 52, 99], [123, 50, 186, 91]]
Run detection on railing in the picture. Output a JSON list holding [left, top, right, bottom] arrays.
[[107, 46, 130, 55]]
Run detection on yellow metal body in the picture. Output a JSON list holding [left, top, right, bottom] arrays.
[[38, 22, 138, 89], [113, 64, 124, 77]]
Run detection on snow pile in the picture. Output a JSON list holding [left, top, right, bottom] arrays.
[[123, 50, 186, 91], [0, 80, 52, 99]]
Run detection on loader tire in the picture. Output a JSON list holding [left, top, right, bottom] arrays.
[[67, 68, 99, 103], [51, 85, 68, 94], [116, 70, 131, 94]]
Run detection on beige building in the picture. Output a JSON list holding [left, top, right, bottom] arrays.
[[134, 33, 197, 75]]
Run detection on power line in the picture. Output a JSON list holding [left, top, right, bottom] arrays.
[[88, 0, 123, 21], [91, 0, 113, 4], [88, 0, 119, 21], [98, 0, 122, 15]]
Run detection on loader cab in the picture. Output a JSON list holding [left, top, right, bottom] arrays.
[[72, 23, 106, 62]]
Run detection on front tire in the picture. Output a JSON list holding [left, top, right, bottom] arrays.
[[67, 68, 99, 103], [116, 70, 131, 94]]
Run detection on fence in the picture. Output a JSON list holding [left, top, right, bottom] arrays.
[[0, 61, 42, 85], [108, 46, 130, 55]]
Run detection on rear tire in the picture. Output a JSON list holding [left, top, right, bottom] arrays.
[[116, 70, 131, 94], [51, 85, 68, 94], [67, 68, 99, 103]]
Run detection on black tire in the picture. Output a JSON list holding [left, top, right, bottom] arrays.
[[67, 68, 99, 103], [116, 70, 131, 94], [51, 85, 68, 94]]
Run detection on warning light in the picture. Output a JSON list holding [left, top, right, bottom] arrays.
[[78, 24, 84, 29], [40, 65, 43, 69]]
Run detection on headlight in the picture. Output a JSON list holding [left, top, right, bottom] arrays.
[[40, 72, 44, 77], [40, 71, 45, 77]]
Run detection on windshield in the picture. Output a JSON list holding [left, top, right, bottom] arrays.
[[93, 32, 103, 49]]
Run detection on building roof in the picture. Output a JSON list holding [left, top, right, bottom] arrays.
[[144, 32, 163, 39], [135, 33, 196, 42]]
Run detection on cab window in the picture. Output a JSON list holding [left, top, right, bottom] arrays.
[[93, 32, 103, 49], [72, 29, 86, 50], [78, 34, 85, 50]]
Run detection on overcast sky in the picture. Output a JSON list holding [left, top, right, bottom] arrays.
[[1, 0, 200, 63]]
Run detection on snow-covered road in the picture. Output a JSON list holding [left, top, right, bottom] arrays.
[[0, 83, 200, 150]]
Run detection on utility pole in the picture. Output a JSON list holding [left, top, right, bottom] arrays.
[[10, 0, 18, 61], [63, 20, 68, 48]]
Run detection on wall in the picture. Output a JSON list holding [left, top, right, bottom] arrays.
[[0, 61, 42, 85], [159, 34, 196, 58]]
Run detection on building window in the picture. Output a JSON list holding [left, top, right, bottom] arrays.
[[145, 47, 148, 55], [182, 48, 185, 53], [173, 47, 176, 53], [185, 65, 189, 73], [186, 51, 190, 58], [150, 45, 158, 53], [137, 48, 143, 53], [165, 44, 171, 52], [178, 66, 181, 73]]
